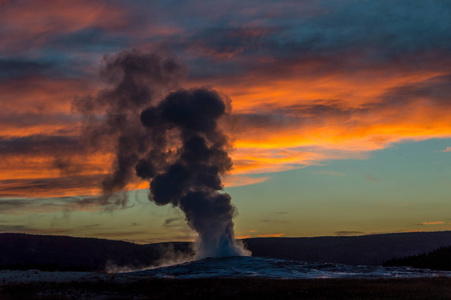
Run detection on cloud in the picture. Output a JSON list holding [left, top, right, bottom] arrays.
[[257, 233, 284, 237], [363, 173, 379, 182], [0, 76, 95, 120], [258, 219, 287, 224], [0, 175, 105, 198], [162, 217, 185, 228], [0, 135, 83, 156], [436, 146, 451, 153], [420, 221, 445, 225], [47, 28, 128, 53], [0, 0, 128, 54], [0, 223, 107, 236], [0, 195, 103, 215], [222, 175, 270, 187], [1, 0, 451, 201], [0, 58, 59, 79], [236, 235, 251, 239], [221, 72, 451, 175]]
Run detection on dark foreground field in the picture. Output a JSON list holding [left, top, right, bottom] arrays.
[[2, 277, 451, 299]]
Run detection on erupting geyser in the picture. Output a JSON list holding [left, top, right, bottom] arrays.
[[75, 49, 250, 258], [139, 89, 249, 257]]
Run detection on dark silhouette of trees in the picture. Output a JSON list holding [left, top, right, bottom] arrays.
[[384, 246, 451, 270]]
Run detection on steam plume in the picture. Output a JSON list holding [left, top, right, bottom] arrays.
[[139, 88, 249, 257], [75, 49, 249, 257], [73, 48, 184, 206]]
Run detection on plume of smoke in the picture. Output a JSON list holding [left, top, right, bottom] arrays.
[[73, 48, 185, 206], [139, 88, 250, 257], [75, 49, 250, 258]]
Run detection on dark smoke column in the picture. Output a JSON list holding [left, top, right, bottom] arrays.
[[75, 49, 249, 257], [74, 49, 184, 206], [139, 89, 250, 258]]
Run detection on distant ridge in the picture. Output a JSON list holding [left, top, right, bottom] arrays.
[[0, 233, 192, 271], [1, 231, 451, 271], [244, 231, 451, 265]]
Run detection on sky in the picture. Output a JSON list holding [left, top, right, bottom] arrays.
[[1, 0, 451, 244]]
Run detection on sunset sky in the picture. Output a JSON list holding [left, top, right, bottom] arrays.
[[1, 0, 451, 244]]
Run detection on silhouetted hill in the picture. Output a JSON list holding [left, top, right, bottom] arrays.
[[0, 233, 192, 271], [384, 246, 451, 270], [244, 231, 451, 265], [2, 231, 451, 271]]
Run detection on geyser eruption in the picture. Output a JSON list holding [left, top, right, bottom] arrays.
[[75, 49, 250, 258], [139, 89, 249, 257], [74, 48, 184, 206]]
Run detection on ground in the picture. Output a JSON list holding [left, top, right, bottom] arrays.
[[1, 275, 451, 299]]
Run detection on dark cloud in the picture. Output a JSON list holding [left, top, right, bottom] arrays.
[[0, 135, 82, 156], [162, 217, 184, 228], [380, 74, 451, 108], [182, 26, 273, 62], [151, 1, 451, 81], [0, 134, 107, 180], [226, 101, 358, 135], [268, 2, 451, 62], [258, 219, 288, 223], [12, 1, 447, 85], [0, 113, 79, 129], [0, 195, 102, 214], [2, 1, 450, 84], [0, 58, 56, 79], [363, 173, 379, 182], [229, 72, 451, 136], [48, 28, 128, 53], [229, 112, 301, 131], [0, 175, 103, 198]]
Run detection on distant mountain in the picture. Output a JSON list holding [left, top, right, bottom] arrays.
[[1, 231, 451, 271], [243, 231, 451, 265], [384, 246, 451, 270], [0, 233, 192, 271]]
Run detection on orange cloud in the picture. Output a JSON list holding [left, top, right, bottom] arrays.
[[421, 221, 445, 225], [0, 77, 95, 114], [210, 66, 451, 176], [0, 0, 128, 53], [1, 45, 451, 199], [222, 175, 270, 187], [258, 233, 284, 237], [437, 146, 451, 153], [235, 235, 251, 239], [4, 70, 451, 196]]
